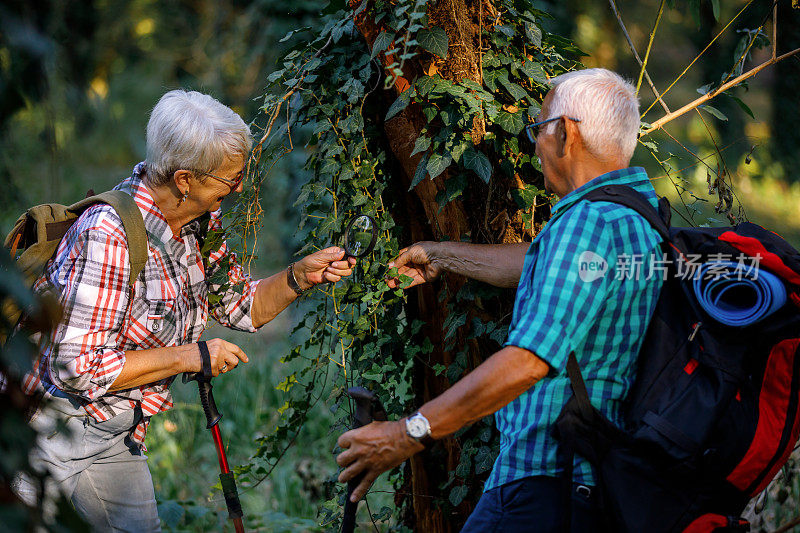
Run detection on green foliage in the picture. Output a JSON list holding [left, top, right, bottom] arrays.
[[231, 1, 582, 530]]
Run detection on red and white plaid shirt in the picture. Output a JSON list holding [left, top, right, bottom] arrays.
[[23, 163, 259, 448]]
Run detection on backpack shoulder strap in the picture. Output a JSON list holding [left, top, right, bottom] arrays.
[[582, 185, 671, 242], [68, 191, 148, 287]]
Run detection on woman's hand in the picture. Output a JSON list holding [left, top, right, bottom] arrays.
[[294, 246, 356, 289], [186, 338, 249, 376]]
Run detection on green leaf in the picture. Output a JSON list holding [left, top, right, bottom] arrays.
[[495, 109, 525, 134], [411, 135, 431, 156], [525, 22, 542, 47], [698, 104, 728, 121], [520, 60, 548, 84], [710, 0, 720, 21], [483, 68, 499, 92], [728, 94, 755, 119], [451, 140, 469, 163], [417, 76, 437, 96], [386, 90, 412, 121], [417, 27, 449, 59], [462, 149, 492, 183], [409, 152, 430, 190], [499, 77, 528, 101], [426, 152, 452, 180], [510, 184, 541, 208], [437, 173, 467, 208], [371, 31, 393, 59], [449, 485, 469, 507]]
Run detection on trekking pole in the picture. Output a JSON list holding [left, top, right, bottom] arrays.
[[184, 341, 245, 533], [341, 387, 387, 533]]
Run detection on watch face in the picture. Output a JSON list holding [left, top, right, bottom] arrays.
[[407, 416, 428, 438]]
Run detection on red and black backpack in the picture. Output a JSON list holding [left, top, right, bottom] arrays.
[[554, 185, 800, 532]]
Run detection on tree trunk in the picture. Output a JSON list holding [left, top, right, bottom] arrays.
[[351, 1, 544, 530]]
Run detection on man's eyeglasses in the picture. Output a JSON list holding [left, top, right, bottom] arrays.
[[195, 169, 245, 189], [524, 116, 582, 144]]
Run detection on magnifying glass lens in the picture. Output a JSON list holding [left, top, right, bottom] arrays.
[[344, 215, 378, 257]]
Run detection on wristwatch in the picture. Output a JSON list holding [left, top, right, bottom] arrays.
[[405, 412, 435, 447]]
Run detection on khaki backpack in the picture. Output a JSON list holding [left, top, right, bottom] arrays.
[[3, 190, 148, 327]]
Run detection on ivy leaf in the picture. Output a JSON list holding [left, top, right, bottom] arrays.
[[427, 152, 452, 180], [462, 149, 492, 183], [524, 22, 542, 47], [451, 141, 469, 163], [499, 77, 528, 101], [386, 90, 412, 121], [495, 108, 525, 134], [417, 27, 449, 58], [483, 68, 499, 92], [411, 135, 431, 156], [511, 184, 541, 208], [449, 485, 469, 507], [371, 31, 393, 59], [520, 60, 547, 84], [698, 104, 728, 121], [409, 152, 430, 191], [417, 76, 437, 96]]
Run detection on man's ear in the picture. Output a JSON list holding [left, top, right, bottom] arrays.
[[173, 169, 192, 194], [560, 117, 582, 158]]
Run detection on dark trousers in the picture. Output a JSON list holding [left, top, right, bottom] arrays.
[[460, 475, 609, 533]]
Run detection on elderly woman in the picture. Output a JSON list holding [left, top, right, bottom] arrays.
[[14, 90, 353, 531]]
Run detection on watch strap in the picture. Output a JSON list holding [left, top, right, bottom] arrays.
[[407, 412, 435, 448]]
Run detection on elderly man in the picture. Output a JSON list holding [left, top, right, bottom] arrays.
[[14, 90, 355, 531], [336, 68, 664, 531]]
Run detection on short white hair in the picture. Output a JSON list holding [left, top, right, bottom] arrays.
[[144, 90, 253, 186], [545, 68, 639, 163]]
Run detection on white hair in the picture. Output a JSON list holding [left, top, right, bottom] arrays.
[[144, 90, 253, 186], [545, 68, 640, 163]]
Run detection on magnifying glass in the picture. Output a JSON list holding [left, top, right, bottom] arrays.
[[343, 214, 378, 258]]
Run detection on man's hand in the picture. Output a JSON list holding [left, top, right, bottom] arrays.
[[386, 242, 442, 289], [336, 420, 424, 502], [295, 246, 357, 289]]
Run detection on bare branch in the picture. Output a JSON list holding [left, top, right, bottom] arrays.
[[636, 0, 666, 96], [643, 46, 800, 134], [608, 0, 670, 113], [640, 0, 756, 118]]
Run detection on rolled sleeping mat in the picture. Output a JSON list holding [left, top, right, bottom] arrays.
[[693, 260, 787, 327]]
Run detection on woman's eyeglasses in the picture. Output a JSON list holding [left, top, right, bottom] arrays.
[[195, 169, 245, 189]]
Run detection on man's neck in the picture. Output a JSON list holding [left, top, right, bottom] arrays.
[[561, 157, 629, 197]]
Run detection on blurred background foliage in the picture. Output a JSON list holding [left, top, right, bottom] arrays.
[[0, 0, 798, 531]]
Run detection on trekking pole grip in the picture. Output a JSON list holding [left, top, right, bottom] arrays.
[[341, 387, 387, 533]]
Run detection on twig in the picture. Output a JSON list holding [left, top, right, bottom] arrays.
[[644, 46, 800, 134], [608, 0, 670, 113], [772, 514, 800, 533], [640, 0, 755, 118], [636, 0, 666, 96]]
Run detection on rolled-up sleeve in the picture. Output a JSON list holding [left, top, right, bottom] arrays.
[[205, 240, 260, 332], [45, 217, 130, 400], [504, 206, 621, 374]]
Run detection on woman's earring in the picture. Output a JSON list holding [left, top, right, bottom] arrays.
[[177, 190, 189, 207]]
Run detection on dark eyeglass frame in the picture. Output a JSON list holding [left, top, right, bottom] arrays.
[[194, 169, 245, 189], [524, 116, 582, 144]]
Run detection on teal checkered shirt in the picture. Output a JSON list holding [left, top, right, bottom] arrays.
[[486, 167, 664, 491]]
